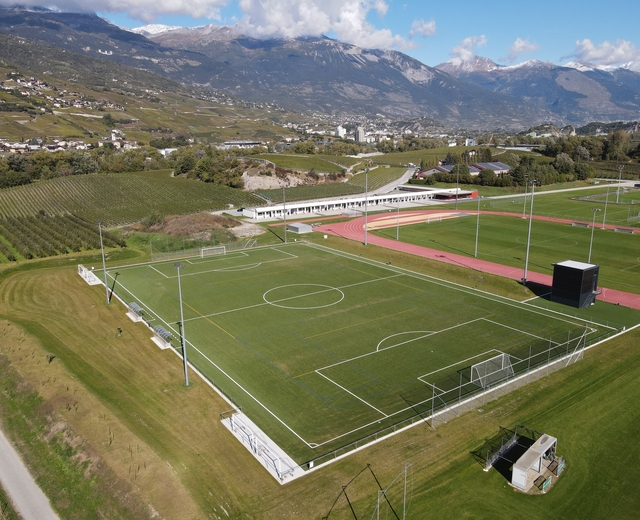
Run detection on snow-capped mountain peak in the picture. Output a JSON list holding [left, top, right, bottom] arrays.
[[131, 24, 182, 36]]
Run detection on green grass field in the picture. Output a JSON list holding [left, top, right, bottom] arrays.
[[103, 243, 625, 464], [373, 212, 640, 294]]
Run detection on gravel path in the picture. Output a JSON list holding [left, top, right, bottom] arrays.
[[0, 428, 60, 520]]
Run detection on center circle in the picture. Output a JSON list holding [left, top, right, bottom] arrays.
[[263, 284, 345, 310]]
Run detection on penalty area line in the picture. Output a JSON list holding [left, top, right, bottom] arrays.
[[316, 371, 388, 418]]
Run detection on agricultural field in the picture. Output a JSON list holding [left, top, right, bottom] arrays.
[[349, 166, 408, 191], [373, 212, 640, 294], [316, 154, 363, 168], [258, 182, 364, 203], [0, 171, 264, 226], [103, 242, 628, 466], [370, 147, 481, 167], [0, 215, 124, 262], [254, 154, 346, 173]]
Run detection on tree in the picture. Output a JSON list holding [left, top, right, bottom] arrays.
[[477, 168, 496, 186], [102, 113, 115, 128], [574, 145, 590, 162], [443, 152, 461, 165], [553, 153, 574, 174]]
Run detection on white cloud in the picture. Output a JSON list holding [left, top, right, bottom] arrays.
[[573, 38, 640, 66], [503, 37, 540, 63], [3, 0, 414, 49], [409, 19, 436, 39], [237, 0, 413, 49], [0, 0, 227, 23], [450, 35, 487, 61]]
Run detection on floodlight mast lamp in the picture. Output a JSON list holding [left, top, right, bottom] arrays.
[[174, 262, 189, 387], [97, 221, 109, 304], [588, 208, 601, 264], [522, 180, 537, 285], [282, 185, 287, 244]]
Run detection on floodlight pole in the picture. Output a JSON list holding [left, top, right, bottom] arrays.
[[282, 185, 287, 244], [174, 262, 189, 387], [616, 164, 624, 204], [602, 181, 611, 229], [396, 194, 400, 240], [588, 208, 601, 264], [455, 166, 460, 210], [522, 175, 529, 218], [364, 170, 368, 245], [475, 197, 481, 258], [522, 180, 536, 285], [98, 221, 109, 304]]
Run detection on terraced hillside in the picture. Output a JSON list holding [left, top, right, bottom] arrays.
[[0, 171, 264, 226]]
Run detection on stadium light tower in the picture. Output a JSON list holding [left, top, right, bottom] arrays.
[[97, 220, 109, 304], [174, 262, 189, 387], [364, 169, 368, 245], [602, 181, 611, 229], [522, 180, 537, 285], [475, 197, 481, 258], [282, 185, 287, 244], [455, 165, 460, 210], [616, 164, 624, 204], [588, 208, 601, 263]]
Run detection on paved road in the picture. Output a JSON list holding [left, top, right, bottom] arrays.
[[0, 428, 60, 520]]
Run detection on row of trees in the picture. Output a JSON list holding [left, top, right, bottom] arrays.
[[0, 214, 124, 261], [0, 144, 260, 189]]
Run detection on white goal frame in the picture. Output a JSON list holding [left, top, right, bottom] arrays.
[[470, 353, 515, 389], [200, 245, 226, 258]]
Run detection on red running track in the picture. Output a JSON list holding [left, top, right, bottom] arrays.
[[314, 210, 640, 310]]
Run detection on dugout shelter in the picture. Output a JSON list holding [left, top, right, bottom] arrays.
[[511, 434, 558, 491], [551, 260, 599, 309]]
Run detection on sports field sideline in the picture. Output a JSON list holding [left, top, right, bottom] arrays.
[[102, 243, 619, 463]]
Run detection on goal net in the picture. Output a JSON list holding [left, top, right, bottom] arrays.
[[471, 353, 515, 389], [200, 245, 226, 258]]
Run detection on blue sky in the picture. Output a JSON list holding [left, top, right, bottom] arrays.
[[87, 0, 634, 68]]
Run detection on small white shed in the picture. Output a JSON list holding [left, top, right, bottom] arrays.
[[512, 434, 558, 491], [287, 222, 313, 234]]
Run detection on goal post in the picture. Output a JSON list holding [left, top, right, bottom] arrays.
[[200, 245, 226, 258], [471, 353, 515, 389]]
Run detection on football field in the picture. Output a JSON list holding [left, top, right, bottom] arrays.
[[104, 243, 616, 463]]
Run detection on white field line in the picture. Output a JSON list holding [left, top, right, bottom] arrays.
[[316, 315, 521, 373], [183, 273, 403, 323], [186, 251, 249, 265], [482, 317, 561, 345], [376, 331, 434, 352], [417, 349, 503, 382], [522, 293, 551, 302], [109, 242, 630, 454], [105, 270, 315, 448], [148, 265, 169, 279], [304, 242, 614, 331], [315, 371, 388, 417]]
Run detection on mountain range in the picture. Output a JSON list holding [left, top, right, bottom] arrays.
[[1, 7, 640, 130]]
